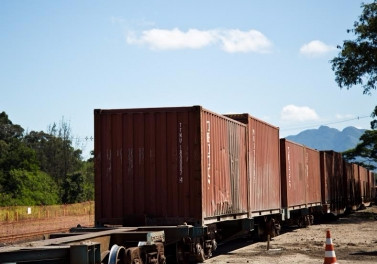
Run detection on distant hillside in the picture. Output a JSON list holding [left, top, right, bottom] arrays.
[[285, 126, 365, 152]]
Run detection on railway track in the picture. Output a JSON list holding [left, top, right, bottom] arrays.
[[0, 227, 71, 245]]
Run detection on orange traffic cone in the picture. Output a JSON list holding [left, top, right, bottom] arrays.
[[323, 230, 338, 264]]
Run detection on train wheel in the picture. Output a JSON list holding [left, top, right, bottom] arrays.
[[297, 217, 304, 228], [274, 221, 281, 236], [108, 244, 126, 264], [211, 239, 217, 252], [195, 243, 206, 263]]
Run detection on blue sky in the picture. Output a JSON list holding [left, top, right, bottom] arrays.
[[1, 1, 376, 159]]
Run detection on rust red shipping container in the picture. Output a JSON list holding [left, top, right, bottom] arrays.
[[94, 105, 375, 227], [94, 106, 284, 226], [225, 114, 281, 216], [280, 139, 321, 211], [94, 106, 250, 226]]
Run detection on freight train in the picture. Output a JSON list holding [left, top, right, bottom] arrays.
[[0, 105, 375, 264]]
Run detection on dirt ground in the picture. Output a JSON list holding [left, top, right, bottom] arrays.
[[206, 205, 377, 264], [0, 214, 94, 245]]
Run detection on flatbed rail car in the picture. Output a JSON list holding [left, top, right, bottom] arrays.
[[94, 106, 253, 261], [0, 224, 218, 264], [0, 226, 167, 264]]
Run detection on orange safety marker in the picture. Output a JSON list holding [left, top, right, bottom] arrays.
[[323, 229, 339, 264]]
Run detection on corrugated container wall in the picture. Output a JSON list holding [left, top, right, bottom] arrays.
[[370, 171, 376, 201], [320, 151, 345, 213], [280, 139, 321, 209], [352, 163, 361, 205], [225, 114, 281, 215], [343, 162, 357, 208], [305, 147, 322, 205], [368, 170, 373, 203], [94, 106, 248, 227], [359, 166, 369, 203]]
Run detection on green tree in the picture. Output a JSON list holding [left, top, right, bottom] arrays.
[[0, 112, 93, 205], [331, 1, 377, 167], [0, 112, 37, 198], [0, 112, 23, 140], [331, 1, 377, 97], [62, 172, 85, 204], [24, 118, 83, 199], [0, 112, 38, 173], [76, 157, 94, 202], [45, 119, 82, 188], [0, 112, 59, 206], [343, 130, 377, 170], [371, 105, 377, 129], [62, 154, 94, 203], [1, 169, 59, 206]]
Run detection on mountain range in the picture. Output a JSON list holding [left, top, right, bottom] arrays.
[[285, 126, 365, 152]]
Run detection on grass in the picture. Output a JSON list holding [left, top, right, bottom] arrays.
[[0, 201, 94, 222]]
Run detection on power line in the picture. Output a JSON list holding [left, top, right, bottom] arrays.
[[281, 115, 370, 132], [72, 136, 93, 141], [321, 115, 370, 126], [69, 115, 372, 137]]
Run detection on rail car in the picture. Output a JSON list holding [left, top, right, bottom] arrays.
[[279, 139, 322, 227], [94, 106, 250, 262], [0, 105, 375, 264], [224, 113, 281, 239], [320, 150, 374, 215]]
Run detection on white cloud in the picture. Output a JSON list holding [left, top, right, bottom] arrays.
[[126, 28, 272, 53], [300, 40, 336, 57], [281, 105, 319, 122], [127, 28, 217, 50], [218, 29, 272, 53]]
